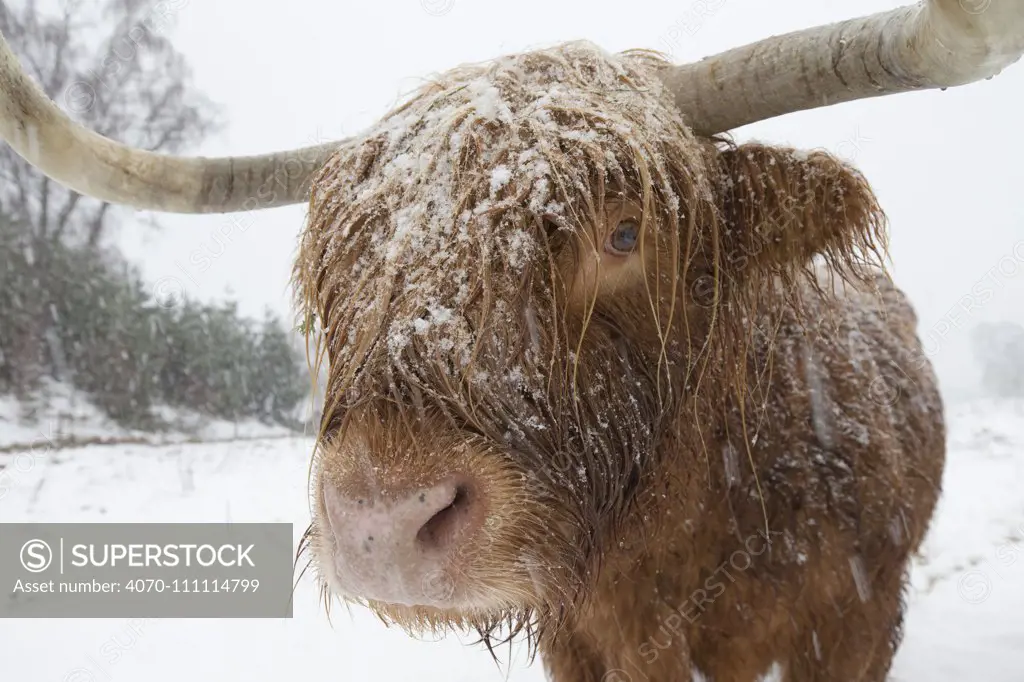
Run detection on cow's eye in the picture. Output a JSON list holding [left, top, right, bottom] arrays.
[[606, 219, 639, 256]]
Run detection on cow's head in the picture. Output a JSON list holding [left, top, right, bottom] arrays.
[[291, 41, 887, 640]]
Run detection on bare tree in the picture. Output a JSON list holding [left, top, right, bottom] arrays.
[[0, 0, 219, 248], [0, 0, 219, 395]]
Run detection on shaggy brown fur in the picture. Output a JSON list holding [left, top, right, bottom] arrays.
[[294, 41, 945, 681]]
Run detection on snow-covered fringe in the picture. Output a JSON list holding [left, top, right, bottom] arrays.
[[296, 39, 885, 413]]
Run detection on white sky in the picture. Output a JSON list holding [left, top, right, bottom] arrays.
[[114, 0, 1024, 400]]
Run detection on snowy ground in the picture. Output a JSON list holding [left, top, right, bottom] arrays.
[[1, 398, 1022, 681], [0, 380, 298, 449]]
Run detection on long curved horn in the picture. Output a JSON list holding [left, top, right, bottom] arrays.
[[660, 0, 1024, 136], [2, 0, 1022, 214], [0, 30, 342, 213]]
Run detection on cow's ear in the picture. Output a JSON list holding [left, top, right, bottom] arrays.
[[711, 142, 887, 281]]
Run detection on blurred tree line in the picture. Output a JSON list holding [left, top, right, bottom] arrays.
[[0, 0, 306, 429]]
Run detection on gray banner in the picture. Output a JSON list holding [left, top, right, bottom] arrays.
[[0, 523, 294, 618]]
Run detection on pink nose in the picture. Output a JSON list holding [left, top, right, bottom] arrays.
[[321, 475, 484, 607]]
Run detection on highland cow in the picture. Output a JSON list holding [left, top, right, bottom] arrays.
[[289, 44, 945, 681], [4, 2, 1023, 680]]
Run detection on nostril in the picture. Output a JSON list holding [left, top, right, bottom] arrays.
[[416, 484, 474, 551]]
